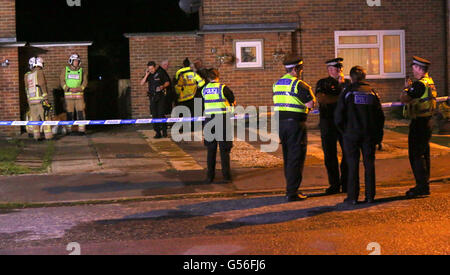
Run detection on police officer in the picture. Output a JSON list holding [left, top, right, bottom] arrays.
[[273, 55, 316, 202], [160, 59, 176, 116], [25, 57, 53, 141], [175, 58, 205, 118], [202, 69, 236, 183], [60, 53, 88, 135], [400, 56, 437, 197], [316, 58, 350, 194], [141, 61, 171, 138], [335, 66, 385, 205]]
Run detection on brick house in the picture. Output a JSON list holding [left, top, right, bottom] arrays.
[[0, 0, 91, 136], [126, 0, 449, 119]]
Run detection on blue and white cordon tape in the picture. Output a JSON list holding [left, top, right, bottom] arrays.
[[0, 97, 448, 126]]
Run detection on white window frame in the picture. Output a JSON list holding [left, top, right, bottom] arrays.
[[233, 39, 264, 70], [334, 30, 406, 79]]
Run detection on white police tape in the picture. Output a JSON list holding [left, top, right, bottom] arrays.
[[0, 97, 448, 126], [0, 114, 249, 126]]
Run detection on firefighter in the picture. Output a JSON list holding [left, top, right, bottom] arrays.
[[60, 53, 88, 135], [273, 55, 316, 202], [202, 69, 236, 184], [400, 56, 437, 197], [24, 57, 53, 141]]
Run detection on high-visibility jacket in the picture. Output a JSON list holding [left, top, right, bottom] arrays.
[[273, 74, 309, 114], [202, 82, 233, 115], [404, 74, 437, 119], [64, 66, 84, 98], [25, 70, 46, 104], [175, 67, 205, 102]]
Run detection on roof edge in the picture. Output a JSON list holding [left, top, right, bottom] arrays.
[[29, 42, 93, 47], [124, 31, 199, 38]]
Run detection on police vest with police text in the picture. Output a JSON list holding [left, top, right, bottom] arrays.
[[273, 74, 309, 114], [202, 82, 233, 115]]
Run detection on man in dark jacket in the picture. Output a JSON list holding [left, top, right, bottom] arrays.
[[316, 58, 350, 194], [140, 61, 170, 138], [335, 66, 385, 205]]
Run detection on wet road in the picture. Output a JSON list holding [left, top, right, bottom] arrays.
[[0, 183, 449, 255]]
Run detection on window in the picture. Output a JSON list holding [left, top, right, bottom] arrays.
[[335, 30, 405, 79], [234, 39, 264, 69]]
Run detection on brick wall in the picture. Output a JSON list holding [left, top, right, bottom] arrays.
[[128, 0, 448, 117], [0, 47, 20, 136], [18, 45, 89, 118], [202, 32, 292, 107], [0, 0, 16, 38], [199, 0, 447, 103], [200, 0, 298, 27], [24, 46, 89, 93], [296, 0, 447, 102], [128, 33, 203, 118]]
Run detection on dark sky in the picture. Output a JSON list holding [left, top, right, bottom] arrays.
[[16, 0, 199, 79]]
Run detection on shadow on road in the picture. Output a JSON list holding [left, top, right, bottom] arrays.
[[206, 195, 423, 230], [96, 196, 287, 225], [94, 195, 423, 228]]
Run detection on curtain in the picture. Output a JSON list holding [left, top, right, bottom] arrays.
[[383, 35, 401, 73], [338, 48, 380, 75]]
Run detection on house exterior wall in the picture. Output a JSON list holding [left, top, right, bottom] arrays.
[[128, 33, 203, 118], [0, 0, 20, 136], [0, 0, 16, 38], [125, 0, 448, 116], [0, 47, 20, 136]]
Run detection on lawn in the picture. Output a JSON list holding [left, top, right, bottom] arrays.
[[390, 126, 450, 148], [0, 139, 55, 175]]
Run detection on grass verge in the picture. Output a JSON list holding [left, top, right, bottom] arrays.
[[0, 139, 55, 175], [390, 126, 450, 147]]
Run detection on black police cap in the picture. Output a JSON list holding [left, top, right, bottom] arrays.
[[412, 56, 431, 67], [283, 55, 303, 68], [326, 58, 344, 68]]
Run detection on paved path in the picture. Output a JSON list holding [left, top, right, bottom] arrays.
[[0, 126, 448, 205]]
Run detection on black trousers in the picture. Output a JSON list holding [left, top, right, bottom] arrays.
[[409, 117, 432, 190], [204, 115, 233, 180], [178, 98, 196, 131], [150, 95, 167, 134], [320, 118, 348, 190], [279, 119, 308, 197], [344, 136, 376, 201]]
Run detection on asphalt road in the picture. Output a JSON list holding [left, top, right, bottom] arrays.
[[0, 182, 448, 255]]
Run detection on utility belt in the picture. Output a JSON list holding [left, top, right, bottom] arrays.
[[316, 93, 339, 105], [148, 89, 167, 97]]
